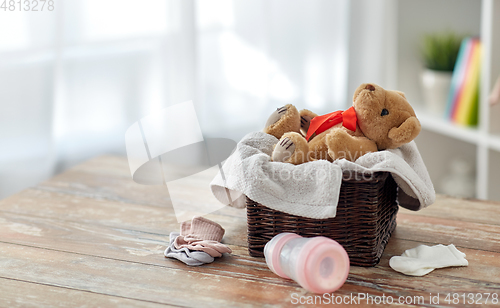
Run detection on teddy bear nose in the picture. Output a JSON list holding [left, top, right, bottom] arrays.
[[365, 84, 376, 91]]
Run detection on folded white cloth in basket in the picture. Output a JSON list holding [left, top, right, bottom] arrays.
[[210, 132, 435, 219]]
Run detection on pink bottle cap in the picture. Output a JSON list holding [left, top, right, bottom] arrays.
[[295, 236, 350, 294]]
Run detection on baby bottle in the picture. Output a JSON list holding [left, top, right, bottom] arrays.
[[264, 233, 349, 294]]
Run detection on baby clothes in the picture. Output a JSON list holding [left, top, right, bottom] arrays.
[[174, 236, 232, 257], [179, 216, 226, 241], [164, 232, 214, 266], [165, 216, 232, 265], [174, 216, 232, 258], [389, 244, 468, 276]]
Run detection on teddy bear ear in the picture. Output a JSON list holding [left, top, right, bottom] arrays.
[[395, 91, 406, 99]]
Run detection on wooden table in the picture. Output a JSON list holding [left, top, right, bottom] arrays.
[[1, 156, 499, 307]]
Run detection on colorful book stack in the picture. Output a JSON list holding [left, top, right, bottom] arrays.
[[445, 37, 482, 126]]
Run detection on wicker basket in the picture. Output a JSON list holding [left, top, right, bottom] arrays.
[[246, 171, 398, 266]]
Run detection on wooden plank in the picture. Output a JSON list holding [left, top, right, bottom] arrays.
[[380, 237, 500, 285], [0, 277, 171, 308], [1, 209, 499, 293], [55, 155, 139, 178], [0, 242, 309, 308], [38, 156, 232, 216], [399, 195, 500, 226], [0, 227, 494, 307], [1, 241, 497, 308], [396, 213, 500, 252], [2, 186, 499, 255], [0, 188, 179, 233], [2, 155, 500, 307], [0, 211, 280, 284], [42, 156, 500, 226], [0, 188, 248, 247]]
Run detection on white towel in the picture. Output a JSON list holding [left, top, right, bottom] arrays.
[[210, 132, 435, 219]]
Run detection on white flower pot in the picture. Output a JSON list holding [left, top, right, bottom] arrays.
[[421, 69, 452, 116]]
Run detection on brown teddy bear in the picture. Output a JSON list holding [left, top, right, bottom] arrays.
[[264, 83, 421, 164]]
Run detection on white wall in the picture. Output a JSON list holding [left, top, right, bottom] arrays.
[[396, 0, 482, 104]]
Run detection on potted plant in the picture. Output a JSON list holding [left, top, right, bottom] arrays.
[[421, 32, 463, 115]]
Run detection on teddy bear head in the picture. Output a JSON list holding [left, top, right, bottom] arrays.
[[352, 83, 421, 150]]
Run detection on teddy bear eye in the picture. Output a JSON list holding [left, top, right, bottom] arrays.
[[381, 108, 389, 116]]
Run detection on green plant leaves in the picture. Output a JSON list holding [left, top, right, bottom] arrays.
[[422, 32, 464, 71]]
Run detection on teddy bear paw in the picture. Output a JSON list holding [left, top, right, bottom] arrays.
[[263, 104, 300, 139], [298, 109, 318, 136], [326, 129, 377, 162], [326, 129, 354, 161], [265, 106, 287, 127], [300, 115, 312, 135], [272, 132, 310, 164], [272, 136, 296, 163]]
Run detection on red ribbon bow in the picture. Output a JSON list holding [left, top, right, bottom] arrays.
[[305, 106, 357, 141]]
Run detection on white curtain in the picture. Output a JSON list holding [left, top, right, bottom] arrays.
[[0, 0, 391, 199], [196, 0, 350, 140]]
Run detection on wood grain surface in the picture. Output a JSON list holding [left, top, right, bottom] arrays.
[[0, 155, 499, 307]]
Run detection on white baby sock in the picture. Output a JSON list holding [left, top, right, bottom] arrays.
[[389, 244, 468, 276]]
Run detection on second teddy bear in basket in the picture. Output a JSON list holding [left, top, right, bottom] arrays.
[[264, 83, 421, 164]]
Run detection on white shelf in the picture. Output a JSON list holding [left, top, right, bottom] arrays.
[[488, 134, 500, 152], [415, 107, 482, 145], [416, 107, 500, 154], [393, 0, 500, 200]]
